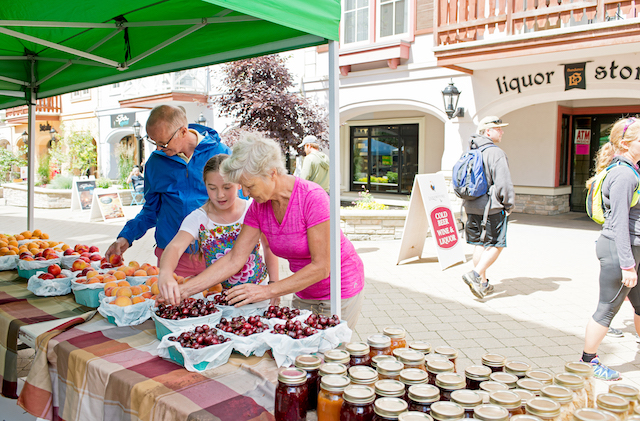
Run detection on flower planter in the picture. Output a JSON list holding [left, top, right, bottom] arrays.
[[1, 183, 72, 209]]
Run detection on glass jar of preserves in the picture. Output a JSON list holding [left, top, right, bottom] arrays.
[[320, 362, 348, 394], [400, 369, 429, 397], [295, 354, 323, 411], [431, 401, 465, 421], [434, 347, 459, 373], [505, 362, 531, 379], [393, 348, 409, 360], [436, 373, 466, 402], [350, 365, 380, 388], [375, 380, 407, 400], [525, 370, 554, 386], [372, 355, 398, 370], [565, 362, 595, 408], [473, 404, 510, 421], [609, 384, 639, 418], [318, 374, 351, 421], [481, 354, 506, 373], [373, 397, 409, 421], [512, 389, 536, 414], [409, 341, 432, 355], [511, 415, 543, 421], [399, 412, 434, 421], [275, 367, 309, 421], [377, 361, 405, 381], [476, 391, 491, 405], [398, 350, 426, 372], [427, 359, 455, 385], [325, 349, 351, 367], [451, 390, 482, 418], [384, 327, 408, 351], [465, 366, 492, 391], [369, 335, 393, 359], [554, 373, 586, 409], [516, 379, 544, 396], [489, 390, 525, 417], [489, 372, 518, 389], [525, 397, 561, 421], [408, 384, 440, 414], [342, 385, 376, 421], [479, 382, 509, 395], [540, 385, 573, 421], [348, 343, 372, 367], [596, 393, 630, 420], [573, 408, 611, 421]]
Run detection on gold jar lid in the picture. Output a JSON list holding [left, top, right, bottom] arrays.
[[516, 378, 544, 393], [398, 349, 426, 365], [626, 416, 640, 421], [434, 346, 459, 359], [375, 380, 406, 398], [400, 412, 434, 421], [409, 341, 432, 354], [294, 354, 322, 370], [377, 360, 405, 376], [436, 373, 466, 391], [600, 410, 621, 421], [554, 373, 584, 391], [479, 381, 509, 393], [393, 348, 410, 359], [511, 416, 543, 421], [473, 404, 510, 421], [512, 388, 536, 404], [525, 370, 554, 385], [451, 389, 483, 408], [609, 384, 640, 402], [525, 397, 561, 419], [400, 368, 428, 385], [482, 353, 507, 368], [343, 385, 376, 404], [374, 397, 409, 418], [346, 342, 370, 357], [596, 393, 630, 414], [384, 326, 407, 339], [408, 384, 440, 403], [476, 390, 491, 404], [278, 367, 307, 385], [319, 362, 348, 377], [368, 334, 392, 349], [349, 365, 379, 384], [430, 401, 465, 421], [427, 359, 455, 374], [320, 374, 351, 392], [489, 390, 522, 410], [505, 361, 531, 377], [489, 372, 519, 388], [324, 349, 350, 365], [465, 365, 492, 381], [565, 361, 594, 379], [541, 385, 573, 404], [573, 408, 611, 421], [372, 355, 397, 369]]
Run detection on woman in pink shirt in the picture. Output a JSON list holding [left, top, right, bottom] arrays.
[[170, 132, 365, 329]]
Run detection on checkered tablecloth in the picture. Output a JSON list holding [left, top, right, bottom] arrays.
[[18, 314, 279, 421]]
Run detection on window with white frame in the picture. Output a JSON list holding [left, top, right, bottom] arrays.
[[379, 0, 408, 38], [343, 0, 370, 44], [70, 89, 90, 101]]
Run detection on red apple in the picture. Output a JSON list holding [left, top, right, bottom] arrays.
[[55, 274, 67, 279], [108, 254, 123, 266], [89, 253, 102, 261], [72, 259, 89, 272], [79, 256, 91, 264], [64, 248, 75, 256], [80, 252, 91, 258], [80, 267, 92, 276], [38, 273, 55, 280], [48, 264, 62, 276], [89, 246, 99, 253], [100, 262, 114, 269]]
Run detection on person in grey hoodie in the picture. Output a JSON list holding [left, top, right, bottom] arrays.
[[299, 135, 330, 193], [462, 116, 515, 299]]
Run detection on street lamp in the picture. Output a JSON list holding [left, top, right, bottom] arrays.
[[442, 79, 464, 119], [21, 130, 28, 143], [133, 121, 143, 165], [49, 127, 57, 142], [197, 113, 207, 126]]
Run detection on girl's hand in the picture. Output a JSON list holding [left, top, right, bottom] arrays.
[[158, 272, 181, 306], [622, 267, 638, 288]]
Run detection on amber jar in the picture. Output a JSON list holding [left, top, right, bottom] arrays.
[[341, 385, 376, 421], [540, 385, 573, 421], [504, 362, 531, 379], [430, 401, 465, 421], [398, 350, 426, 372], [489, 372, 518, 389], [375, 380, 407, 400], [409, 341, 432, 355], [427, 359, 455, 385], [326, 349, 352, 367], [565, 362, 595, 408], [481, 354, 506, 373], [295, 354, 323, 411], [373, 397, 409, 421], [525, 397, 561, 421], [321, 363, 349, 394], [525, 370, 554, 386], [400, 369, 429, 397], [372, 355, 398, 370], [434, 347, 459, 373], [489, 390, 525, 417], [399, 412, 434, 421], [378, 360, 405, 381], [347, 343, 372, 368], [369, 335, 393, 360], [473, 404, 510, 421], [393, 348, 409, 360], [596, 393, 630, 420], [436, 373, 466, 402], [384, 327, 408, 352], [318, 374, 351, 421], [408, 384, 440, 414], [554, 373, 586, 409], [573, 408, 611, 421], [516, 379, 543, 396], [478, 382, 508, 395], [275, 367, 309, 421], [512, 389, 536, 414], [609, 384, 639, 418], [451, 390, 483, 418], [465, 366, 492, 391]]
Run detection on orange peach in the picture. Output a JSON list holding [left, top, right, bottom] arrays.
[[176, 276, 185, 285], [87, 278, 102, 284], [132, 296, 145, 304], [145, 266, 159, 276], [117, 280, 130, 287], [75, 278, 87, 284], [146, 276, 158, 286], [151, 283, 160, 296], [72, 260, 89, 271], [116, 287, 132, 297], [139, 285, 150, 293], [107, 270, 115, 275], [141, 292, 153, 299], [104, 281, 118, 289], [140, 263, 152, 271], [103, 275, 117, 284], [113, 271, 126, 280], [85, 270, 99, 279], [133, 269, 147, 277], [130, 286, 142, 295], [113, 296, 132, 307], [105, 287, 119, 297], [123, 266, 136, 276], [128, 261, 140, 269]]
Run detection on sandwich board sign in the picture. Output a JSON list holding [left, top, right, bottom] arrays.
[[89, 189, 126, 222], [71, 177, 96, 211], [397, 173, 465, 270]]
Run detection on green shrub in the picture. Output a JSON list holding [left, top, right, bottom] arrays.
[[344, 188, 388, 210], [95, 178, 113, 189], [116, 143, 135, 186], [48, 174, 73, 189], [37, 154, 51, 185], [386, 171, 398, 184]]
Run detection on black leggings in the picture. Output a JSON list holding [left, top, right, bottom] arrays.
[[593, 235, 640, 327]]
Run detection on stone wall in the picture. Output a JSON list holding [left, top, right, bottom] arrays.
[[514, 193, 570, 215], [340, 209, 408, 241], [2, 183, 72, 209]]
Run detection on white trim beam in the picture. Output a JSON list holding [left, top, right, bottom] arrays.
[[0, 90, 25, 98], [0, 75, 29, 86], [0, 16, 259, 29]]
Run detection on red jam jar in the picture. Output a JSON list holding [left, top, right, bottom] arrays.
[[427, 359, 455, 385], [350, 366, 380, 388], [489, 390, 525, 417], [504, 361, 531, 379], [481, 354, 506, 373], [373, 397, 409, 421], [400, 369, 429, 399], [275, 367, 309, 421], [430, 401, 465, 421], [377, 360, 405, 381], [383, 327, 408, 351], [465, 366, 492, 391], [325, 349, 352, 367], [368, 335, 393, 359], [451, 390, 483, 418], [295, 354, 322, 411], [407, 384, 440, 414], [348, 342, 372, 367], [375, 380, 407, 400], [341, 385, 376, 421], [435, 373, 466, 402], [433, 347, 459, 373], [398, 350, 426, 372]]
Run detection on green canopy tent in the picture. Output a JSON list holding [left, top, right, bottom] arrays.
[[0, 0, 343, 314]]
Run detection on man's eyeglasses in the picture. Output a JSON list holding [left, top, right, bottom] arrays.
[[622, 117, 637, 141], [145, 126, 182, 149], [489, 119, 502, 125]]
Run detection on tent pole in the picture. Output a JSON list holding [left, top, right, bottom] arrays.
[[328, 40, 341, 318], [26, 84, 36, 231]]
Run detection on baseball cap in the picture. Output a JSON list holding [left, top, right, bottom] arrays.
[[300, 135, 318, 147], [478, 116, 509, 132]]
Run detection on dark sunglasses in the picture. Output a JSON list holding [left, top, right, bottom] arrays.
[[489, 119, 502, 125], [145, 126, 182, 149], [622, 117, 637, 140]]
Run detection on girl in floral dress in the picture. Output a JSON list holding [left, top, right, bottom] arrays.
[[157, 154, 279, 305]]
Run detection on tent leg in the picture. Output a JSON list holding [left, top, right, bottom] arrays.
[[27, 87, 36, 231], [328, 40, 341, 318]]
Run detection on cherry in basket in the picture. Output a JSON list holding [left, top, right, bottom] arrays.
[[168, 325, 230, 349], [156, 298, 219, 320], [216, 315, 266, 336], [304, 313, 340, 330], [263, 305, 301, 320], [272, 319, 318, 339]]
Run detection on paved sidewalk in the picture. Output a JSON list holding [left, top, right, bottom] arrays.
[[2, 204, 640, 392]]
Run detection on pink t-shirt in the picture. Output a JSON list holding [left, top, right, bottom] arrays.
[[243, 178, 364, 300]]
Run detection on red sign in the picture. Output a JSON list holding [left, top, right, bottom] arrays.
[[429, 207, 458, 249]]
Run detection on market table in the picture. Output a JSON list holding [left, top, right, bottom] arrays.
[[0, 270, 94, 398]]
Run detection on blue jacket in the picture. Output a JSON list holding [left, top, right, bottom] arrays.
[[118, 125, 230, 251]]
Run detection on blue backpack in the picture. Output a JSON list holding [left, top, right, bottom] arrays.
[[452, 142, 495, 200]]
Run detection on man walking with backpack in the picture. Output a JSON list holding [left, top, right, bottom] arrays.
[[460, 116, 515, 299]]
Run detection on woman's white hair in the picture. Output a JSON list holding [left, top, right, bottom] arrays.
[[221, 132, 287, 183]]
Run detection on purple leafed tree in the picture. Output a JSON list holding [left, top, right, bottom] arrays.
[[214, 55, 328, 152]]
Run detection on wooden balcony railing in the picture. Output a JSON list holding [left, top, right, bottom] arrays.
[[5, 96, 61, 118], [435, 0, 639, 45]]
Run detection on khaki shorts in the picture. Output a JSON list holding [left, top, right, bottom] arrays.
[[292, 291, 364, 334]]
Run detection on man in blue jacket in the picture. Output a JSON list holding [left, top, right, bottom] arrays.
[[105, 105, 230, 276]]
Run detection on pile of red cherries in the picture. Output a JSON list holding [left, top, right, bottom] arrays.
[[168, 325, 230, 349], [156, 298, 219, 320], [211, 293, 231, 306], [304, 313, 341, 330], [272, 319, 318, 339], [263, 305, 301, 320], [216, 316, 267, 336]]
